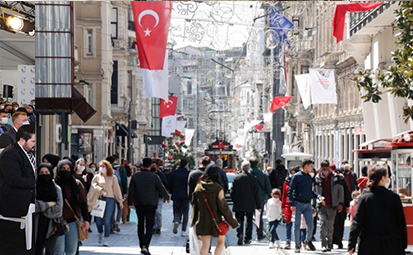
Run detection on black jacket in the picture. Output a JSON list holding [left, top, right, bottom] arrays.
[[188, 168, 205, 201], [0, 128, 16, 149], [270, 164, 288, 189], [217, 167, 229, 193], [128, 169, 169, 206], [231, 171, 261, 213], [0, 142, 35, 217], [348, 186, 407, 255], [169, 167, 189, 200], [343, 171, 358, 193]]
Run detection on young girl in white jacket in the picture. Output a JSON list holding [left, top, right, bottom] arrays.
[[266, 188, 282, 249]]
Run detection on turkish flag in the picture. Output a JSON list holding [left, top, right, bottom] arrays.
[[332, 2, 383, 43], [270, 96, 292, 113], [254, 123, 263, 132], [131, 2, 172, 70], [159, 96, 178, 118]]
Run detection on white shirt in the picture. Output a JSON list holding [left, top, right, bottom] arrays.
[[266, 197, 282, 222]]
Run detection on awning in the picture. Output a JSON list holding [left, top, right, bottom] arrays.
[[115, 123, 137, 138]]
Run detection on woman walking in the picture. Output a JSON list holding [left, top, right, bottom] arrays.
[[35, 163, 63, 255], [191, 164, 238, 255], [348, 164, 407, 255], [89, 160, 123, 246], [55, 159, 90, 255]]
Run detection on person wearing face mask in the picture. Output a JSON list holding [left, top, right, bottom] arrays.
[[0, 124, 36, 254], [87, 160, 123, 247], [73, 158, 87, 187], [0, 109, 11, 134], [313, 160, 344, 252], [348, 164, 407, 255], [266, 188, 283, 249], [128, 158, 170, 255], [231, 161, 262, 246], [34, 163, 63, 255], [0, 111, 30, 149], [55, 159, 90, 255]]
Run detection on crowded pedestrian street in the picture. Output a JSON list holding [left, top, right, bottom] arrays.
[[79, 202, 350, 255]]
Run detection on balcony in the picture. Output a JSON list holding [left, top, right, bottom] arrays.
[[349, 2, 394, 37]]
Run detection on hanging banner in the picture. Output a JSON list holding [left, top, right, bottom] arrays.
[[309, 69, 337, 105], [176, 120, 187, 134], [17, 65, 35, 106], [184, 129, 195, 147], [161, 115, 176, 137], [295, 74, 311, 109], [143, 52, 169, 100], [159, 96, 178, 118]]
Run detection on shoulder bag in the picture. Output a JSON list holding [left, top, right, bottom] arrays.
[[201, 191, 229, 236], [64, 199, 89, 241], [52, 217, 69, 236]]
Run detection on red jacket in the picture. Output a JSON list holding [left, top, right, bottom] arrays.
[[282, 181, 292, 222]]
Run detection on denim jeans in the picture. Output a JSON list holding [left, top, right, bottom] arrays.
[[96, 197, 116, 237], [269, 220, 280, 242], [286, 221, 293, 241], [154, 198, 164, 230], [172, 198, 189, 232], [294, 202, 313, 248], [54, 221, 78, 255], [300, 229, 307, 243]]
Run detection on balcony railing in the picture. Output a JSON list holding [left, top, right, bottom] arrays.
[[349, 2, 393, 37]]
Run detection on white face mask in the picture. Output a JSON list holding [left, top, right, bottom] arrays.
[[385, 178, 391, 189], [274, 198, 280, 201], [77, 165, 85, 171], [22, 121, 30, 125], [100, 167, 106, 173], [309, 172, 315, 178], [0, 117, 8, 125]]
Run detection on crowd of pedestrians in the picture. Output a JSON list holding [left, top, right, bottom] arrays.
[[0, 122, 408, 255]]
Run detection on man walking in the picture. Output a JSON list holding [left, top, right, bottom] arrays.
[[288, 158, 319, 253], [231, 161, 261, 245], [152, 159, 168, 235], [188, 156, 211, 201], [169, 158, 190, 236], [269, 159, 288, 193], [0, 124, 36, 254], [249, 156, 272, 241], [314, 160, 344, 252], [128, 158, 170, 255]]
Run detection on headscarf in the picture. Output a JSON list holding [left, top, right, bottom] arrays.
[[42, 153, 61, 169], [36, 163, 57, 202], [55, 159, 80, 207]]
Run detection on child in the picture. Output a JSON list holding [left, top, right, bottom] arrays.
[[267, 189, 282, 249], [349, 190, 361, 224], [300, 208, 317, 250]]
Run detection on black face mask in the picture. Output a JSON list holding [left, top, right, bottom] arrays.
[[150, 167, 157, 172], [38, 174, 53, 183], [58, 170, 71, 180]]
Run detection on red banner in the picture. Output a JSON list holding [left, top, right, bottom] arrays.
[[159, 96, 178, 119], [270, 96, 292, 113], [131, 1, 172, 70], [332, 2, 383, 43]]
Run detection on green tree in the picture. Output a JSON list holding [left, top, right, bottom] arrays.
[[353, 2, 413, 123]]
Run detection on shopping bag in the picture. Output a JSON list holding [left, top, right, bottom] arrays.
[[129, 208, 138, 223], [91, 199, 106, 218], [189, 226, 201, 255]]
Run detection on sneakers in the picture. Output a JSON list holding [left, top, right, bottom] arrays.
[[98, 233, 103, 244], [172, 222, 179, 234], [269, 242, 275, 249], [294, 247, 300, 253], [304, 241, 316, 251], [276, 240, 281, 248], [284, 241, 291, 250], [181, 232, 188, 237], [322, 247, 328, 252], [103, 238, 109, 247]]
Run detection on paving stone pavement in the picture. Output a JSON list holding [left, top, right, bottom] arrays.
[[80, 202, 351, 255]]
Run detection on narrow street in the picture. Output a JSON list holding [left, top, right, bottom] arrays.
[[80, 202, 350, 255]]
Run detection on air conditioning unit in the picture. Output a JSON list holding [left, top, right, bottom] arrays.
[[56, 124, 62, 143]]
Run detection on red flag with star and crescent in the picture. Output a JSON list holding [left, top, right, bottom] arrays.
[[270, 96, 292, 113], [131, 1, 172, 70], [159, 96, 178, 119]]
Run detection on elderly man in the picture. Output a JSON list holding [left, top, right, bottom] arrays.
[[231, 161, 261, 245], [215, 158, 229, 194]]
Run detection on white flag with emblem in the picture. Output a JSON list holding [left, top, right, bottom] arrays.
[[143, 50, 169, 100], [309, 69, 337, 105], [161, 115, 176, 137], [295, 73, 311, 109]]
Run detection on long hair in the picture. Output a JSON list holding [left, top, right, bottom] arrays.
[[99, 160, 114, 176], [367, 164, 387, 189], [199, 164, 220, 183]]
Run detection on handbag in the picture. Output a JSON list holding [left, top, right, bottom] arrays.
[[65, 199, 89, 241], [91, 199, 106, 218], [52, 217, 69, 236], [201, 191, 229, 236]]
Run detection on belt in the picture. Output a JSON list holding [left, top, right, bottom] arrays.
[[294, 198, 311, 203]]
